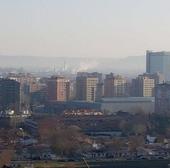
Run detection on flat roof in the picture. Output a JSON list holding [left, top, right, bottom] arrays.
[[102, 97, 155, 103]]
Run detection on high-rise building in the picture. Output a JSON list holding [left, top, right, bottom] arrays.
[[104, 73, 114, 97], [155, 83, 170, 116], [7, 73, 42, 111], [0, 79, 20, 114], [76, 76, 99, 102], [131, 74, 155, 97], [140, 73, 164, 85], [104, 73, 128, 97], [65, 80, 71, 101], [77, 72, 103, 82], [95, 83, 104, 101], [146, 51, 170, 81], [7, 73, 40, 93], [149, 72, 165, 85], [47, 76, 70, 102]]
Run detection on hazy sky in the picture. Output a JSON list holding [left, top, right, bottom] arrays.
[[0, 0, 170, 58]]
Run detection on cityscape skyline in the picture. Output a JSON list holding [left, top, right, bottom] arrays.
[[1, 51, 170, 77], [1, 1, 170, 166]]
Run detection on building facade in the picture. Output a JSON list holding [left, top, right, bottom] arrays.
[[7, 73, 42, 111], [77, 72, 102, 83], [0, 79, 20, 114], [104, 73, 128, 97], [146, 51, 170, 81], [76, 76, 99, 102], [101, 97, 154, 114], [131, 74, 155, 97], [47, 76, 70, 102], [155, 83, 170, 116]]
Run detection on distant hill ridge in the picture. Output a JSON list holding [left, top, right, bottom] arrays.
[[0, 55, 145, 75]]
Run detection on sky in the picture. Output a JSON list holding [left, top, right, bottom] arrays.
[[0, 0, 170, 58]]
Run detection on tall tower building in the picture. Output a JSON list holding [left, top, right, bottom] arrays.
[[0, 79, 20, 114], [146, 51, 170, 81], [76, 76, 99, 102], [104, 73, 127, 97], [47, 76, 70, 102]]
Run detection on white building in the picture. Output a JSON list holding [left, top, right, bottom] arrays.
[[101, 97, 155, 114]]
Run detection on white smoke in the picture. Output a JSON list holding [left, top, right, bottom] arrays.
[[72, 61, 99, 73]]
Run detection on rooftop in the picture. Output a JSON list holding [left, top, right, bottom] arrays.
[[102, 97, 155, 103]]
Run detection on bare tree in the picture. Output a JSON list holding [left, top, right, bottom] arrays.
[[38, 117, 90, 156], [0, 150, 14, 167], [128, 136, 145, 153]]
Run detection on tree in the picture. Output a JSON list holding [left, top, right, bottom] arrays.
[[119, 120, 132, 135], [38, 117, 90, 157], [105, 138, 125, 151], [133, 124, 147, 135], [128, 136, 145, 153], [0, 150, 14, 168]]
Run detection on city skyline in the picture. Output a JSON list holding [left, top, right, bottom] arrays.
[[1, 1, 170, 166], [0, 0, 170, 58]]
